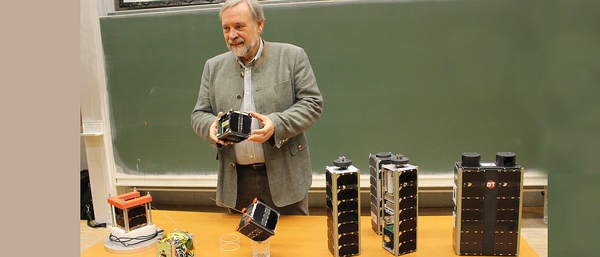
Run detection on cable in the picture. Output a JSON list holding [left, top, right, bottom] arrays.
[[109, 229, 165, 247]]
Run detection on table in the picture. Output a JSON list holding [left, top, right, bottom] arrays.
[[81, 210, 538, 256]]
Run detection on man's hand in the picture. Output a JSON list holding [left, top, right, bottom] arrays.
[[248, 111, 274, 144], [209, 112, 232, 146]]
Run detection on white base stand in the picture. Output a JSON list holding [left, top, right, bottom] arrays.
[[103, 224, 163, 254]]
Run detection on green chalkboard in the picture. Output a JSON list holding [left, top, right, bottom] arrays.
[[99, 0, 597, 177]]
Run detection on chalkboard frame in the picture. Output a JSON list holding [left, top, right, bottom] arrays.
[[117, 0, 224, 11]]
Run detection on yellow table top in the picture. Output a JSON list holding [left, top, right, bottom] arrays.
[[82, 210, 538, 257]]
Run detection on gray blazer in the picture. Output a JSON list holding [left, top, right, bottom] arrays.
[[191, 41, 323, 207]]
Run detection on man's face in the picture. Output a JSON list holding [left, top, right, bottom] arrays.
[[221, 3, 264, 62]]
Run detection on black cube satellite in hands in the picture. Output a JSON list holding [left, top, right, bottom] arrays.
[[217, 110, 252, 143]]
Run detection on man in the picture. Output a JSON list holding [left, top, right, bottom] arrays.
[[191, 0, 323, 215]]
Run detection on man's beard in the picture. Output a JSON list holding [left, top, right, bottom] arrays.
[[228, 37, 256, 58]]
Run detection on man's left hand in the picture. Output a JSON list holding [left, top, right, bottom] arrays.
[[248, 111, 274, 143]]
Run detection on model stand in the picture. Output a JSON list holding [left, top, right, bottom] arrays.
[[326, 156, 361, 257], [235, 198, 281, 242], [369, 152, 402, 235], [452, 152, 524, 256], [381, 155, 418, 256], [104, 189, 163, 253]]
